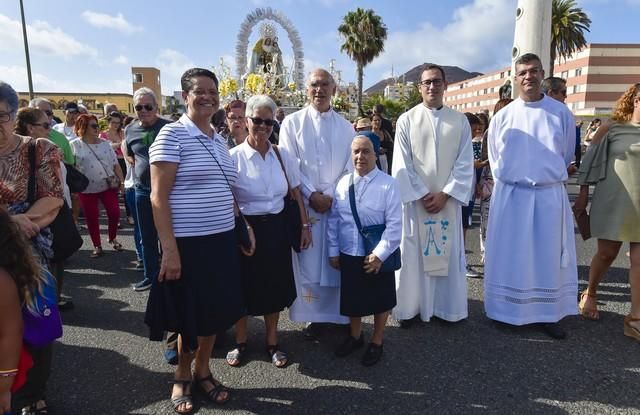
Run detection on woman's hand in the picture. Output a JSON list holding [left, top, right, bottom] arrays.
[[329, 256, 340, 270], [300, 227, 312, 250], [573, 186, 589, 212], [158, 248, 181, 282], [363, 254, 382, 274], [11, 213, 40, 238], [240, 226, 256, 257]]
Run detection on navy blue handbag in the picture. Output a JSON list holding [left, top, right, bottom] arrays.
[[348, 176, 401, 273]]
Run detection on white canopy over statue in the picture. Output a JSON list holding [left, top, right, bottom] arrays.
[[244, 22, 285, 84]]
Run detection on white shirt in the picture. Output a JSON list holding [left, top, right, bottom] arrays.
[[53, 123, 78, 141], [327, 168, 402, 262], [69, 138, 118, 194], [149, 114, 237, 237], [230, 141, 301, 215]]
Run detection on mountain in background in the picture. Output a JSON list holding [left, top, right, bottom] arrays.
[[364, 63, 483, 95]]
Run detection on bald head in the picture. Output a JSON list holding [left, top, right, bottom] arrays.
[[306, 68, 336, 112]]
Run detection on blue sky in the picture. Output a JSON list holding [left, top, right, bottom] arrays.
[[1, 0, 637, 96]]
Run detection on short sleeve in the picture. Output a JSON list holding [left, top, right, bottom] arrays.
[[149, 125, 181, 164], [36, 138, 63, 200]]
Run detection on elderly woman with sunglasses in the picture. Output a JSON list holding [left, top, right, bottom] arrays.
[[70, 114, 124, 257], [226, 95, 311, 369]]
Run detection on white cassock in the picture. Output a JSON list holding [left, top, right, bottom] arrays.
[[484, 95, 578, 325], [279, 106, 354, 323], [392, 104, 474, 322]]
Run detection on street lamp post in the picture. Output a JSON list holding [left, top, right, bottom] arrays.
[[19, 0, 34, 100]]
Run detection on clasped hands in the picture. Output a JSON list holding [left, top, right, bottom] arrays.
[[309, 191, 332, 214], [421, 191, 449, 213], [12, 213, 41, 238]]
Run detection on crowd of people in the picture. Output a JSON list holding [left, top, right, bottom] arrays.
[[0, 54, 638, 414]]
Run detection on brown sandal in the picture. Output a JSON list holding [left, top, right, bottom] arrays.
[[578, 289, 599, 320], [624, 315, 640, 341], [109, 239, 124, 251], [90, 247, 104, 258]]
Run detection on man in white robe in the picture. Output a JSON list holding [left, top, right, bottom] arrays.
[[279, 68, 354, 325], [484, 53, 577, 339], [392, 64, 474, 325]]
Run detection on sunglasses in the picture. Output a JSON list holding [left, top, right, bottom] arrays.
[[135, 104, 154, 112], [88, 123, 99, 129], [31, 122, 51, 129], [249, 117, 275, 126]]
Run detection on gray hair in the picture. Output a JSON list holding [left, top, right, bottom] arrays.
[[541, 77, 566, 94], [29, 97, 51, 108], [133, 87, 157, 105], [305, 68, 335, 87], [245, 95, 277, 117], [0, 81, 19, 116]]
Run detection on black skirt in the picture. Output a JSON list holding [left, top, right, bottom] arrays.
[[339, 253, 396, 317], [241, 210, 296, 316], [144, 230, 246, 352]]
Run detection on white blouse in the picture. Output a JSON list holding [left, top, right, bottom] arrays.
[[327, 168, 402, 262], [230, 142, 301, 215]]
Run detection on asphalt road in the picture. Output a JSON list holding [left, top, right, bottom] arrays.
[[46, 178, 639, 415]]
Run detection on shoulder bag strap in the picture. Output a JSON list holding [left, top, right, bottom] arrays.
[[27, 140, 37, 204], [347, 174, 364, 235], [271, 144, 294, 198], [84, 140, 112, 177], [194, 136, 241, 209]]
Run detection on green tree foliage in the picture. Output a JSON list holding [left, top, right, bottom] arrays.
[[362, 94, 404, 121], [550, 0, 591, 75], [338, 8, 387, 115]]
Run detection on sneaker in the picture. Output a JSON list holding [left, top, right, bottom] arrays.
[[335, 333, 364, 357], [133, 278, 152, 292], [164, 348, 178, 365], [539, 322, 567, 340], [466, 266, 482, 278]]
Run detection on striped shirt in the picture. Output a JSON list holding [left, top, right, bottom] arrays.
[[149, 114, 237, 237]]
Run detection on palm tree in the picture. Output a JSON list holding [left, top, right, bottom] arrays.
[[550, 0, 591, 75], [338, 8, 387, 114]]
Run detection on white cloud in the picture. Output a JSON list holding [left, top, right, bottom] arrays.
[[114, 55, 129, 65], [155, 49, 196, 93], [0, 64, 130, 93], [81, 11, 142, 35], [0, 14, 97, 60], [371, 0, 515, 75]]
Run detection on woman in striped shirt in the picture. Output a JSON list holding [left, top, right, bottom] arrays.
[[147, 68, 254, 414]]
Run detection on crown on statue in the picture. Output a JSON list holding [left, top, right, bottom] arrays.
[[260, 22, 277, 39]]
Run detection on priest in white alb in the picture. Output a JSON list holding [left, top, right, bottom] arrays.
[[484, 53, 577, 339], [279, 68, 354, 325], [392, 64, 474, 326]]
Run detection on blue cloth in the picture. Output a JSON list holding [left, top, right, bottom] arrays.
[[135, 185, 160, 286], [125, 188, 143, 261], [355, 131, 381, 155]]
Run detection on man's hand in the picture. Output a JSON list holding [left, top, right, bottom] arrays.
[[329, 256, 340, 270], [567, 164, 578, 175], [363, 254, 382, 274], [11, 213, 40, 238], [309, 192, 332, 214], [422, 192, 449, 214]]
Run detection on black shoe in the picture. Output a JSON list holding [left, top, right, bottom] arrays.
[[361, 342, 383, 366], [335, 334, 364, 357], [540, 322, 566, 340], [399, 315, 419, 329], [303, 323, 321, 341], [57, 298, 74, 311]]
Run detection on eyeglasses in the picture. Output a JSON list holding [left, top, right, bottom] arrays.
[[249, 117, 275, 126], [418, 79, 444, 88], [0, 112, 12, 123], [31, 122, 51, 130], [66, 109, 78, 114], [135, 104, 154, 112], [88, 123, 99, 129], [227, 115, 245, 122], [516, 67, 542, 78], [44, 110, 54, 117]]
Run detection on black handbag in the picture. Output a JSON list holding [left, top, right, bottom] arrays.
[[64, 163, 89, 193], [194, 137, 252, 251], [272, 145, 303, 252], [348, 175, 401, 273], [28, 142, 83, 261]]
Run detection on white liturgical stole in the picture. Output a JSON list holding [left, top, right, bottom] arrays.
[[409, 106, 463, 276]]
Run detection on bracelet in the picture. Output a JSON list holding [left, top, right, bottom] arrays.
[[0, 372, 17, 377], [246, 226, 252, 230], [0, 369, 17, 374], [302, 223, 312, 229]]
